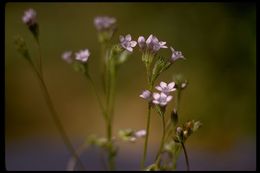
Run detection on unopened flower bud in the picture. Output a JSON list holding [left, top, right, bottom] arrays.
[[183, 130, 188, 137], [176, 127, 183, 134], [171, 108, 178, 126]]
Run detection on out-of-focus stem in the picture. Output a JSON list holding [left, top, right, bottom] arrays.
[[181, 142, 190, 171], [141, 103, 152, 169], [27, 60, 85, 170], [155, 111, 166, 166]]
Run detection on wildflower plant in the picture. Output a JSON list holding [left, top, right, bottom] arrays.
[[14, 8, 202, 171]]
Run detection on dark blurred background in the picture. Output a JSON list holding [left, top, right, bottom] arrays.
[[5, 2, 256, 171]]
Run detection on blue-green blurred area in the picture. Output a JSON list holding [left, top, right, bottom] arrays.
[[5, 3, 256, 170]]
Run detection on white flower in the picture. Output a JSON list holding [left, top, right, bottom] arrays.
[[119, 34, 137, 52], [155, 81, 176, 94], [62, 51, 73, 63], [135, 130, 146, 138], [153, 92, 173, 106], [22, 8, 37, 26], [75, 49, 90, 63], [170, 47, 185, 62], [139, 90, 152, 102]]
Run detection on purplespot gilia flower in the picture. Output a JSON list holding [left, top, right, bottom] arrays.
[[139, 90, 153, 102], [170, 47, 185, 62], [94, 16, 116, 31], [119, 34, 137, 52], [22, 8, 37, 26], [75, 49, 90, 63], [62, 51, 73, 64], [152, 92, 173, 106], [138, 34, 167, 53], [155, 81, 176, 94]]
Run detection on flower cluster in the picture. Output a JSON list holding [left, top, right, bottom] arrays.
[[174, 120, 202, 143], [140, 81, 176, 107], [138, 34, 167, 54]]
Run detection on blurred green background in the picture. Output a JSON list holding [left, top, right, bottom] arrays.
[[5, 2, 256, 170]]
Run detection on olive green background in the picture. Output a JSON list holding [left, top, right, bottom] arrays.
[[5, 3, 256, 170]]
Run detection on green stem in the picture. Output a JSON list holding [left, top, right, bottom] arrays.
[[141, 53, 153, 169], [35, 39, 43, 77], [155, 112, 166, 166], [176, 89, 181, 112], [141, 103, 152, 169], [86, 74, 106, 117], [105, 48, 117, 171], [181, 142, 190, 171], [171, 144, 182, 170], [27, 60, 85, 170]]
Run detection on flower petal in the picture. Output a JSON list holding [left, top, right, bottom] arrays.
[[160, 81, 167, 88], [155, 86, 162, 91], [146, 34, 153, 44], [166, 95, 173, 102], [138, 36, 145, 43], [153, 93, 160, 100], [119, 35, 124, 42], [130, 41, 137, 47], [126, 47, 133, 52], [160, 92, 168, 99], [160, 102, 167, 106], [168, 82, 175, 89], [125, 34, 131, 41], [153, 100, 160, 105]]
